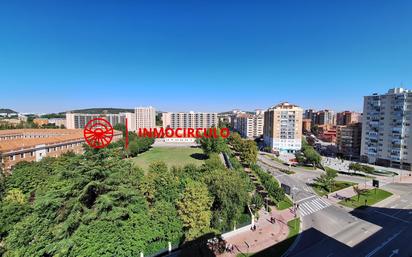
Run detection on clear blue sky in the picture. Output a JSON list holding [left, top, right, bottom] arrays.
[[1, 0, 411, 113]]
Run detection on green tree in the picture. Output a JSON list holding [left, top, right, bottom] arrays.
[[239, 140, 258, 166], [314, 168, 338, 192], [177, 180, 213, 240], [353, 185, 368, 201], [304, 147, 321, 168], [203, 153, 226, 171], [204, 169, 249, 231], [197, 129, 228, 155], [251, 193, 264, 211], [4, 188, 26, 204], [228, 132, 243, 152]]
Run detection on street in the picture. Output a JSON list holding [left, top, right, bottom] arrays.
[[257, 154, 412, 257]]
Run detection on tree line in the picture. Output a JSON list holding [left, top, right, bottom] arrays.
[[0, 143, 252, 256]]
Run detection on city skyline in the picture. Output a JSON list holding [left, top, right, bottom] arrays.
[[2, 87, 408, 114], [1, 0, 412, 113]]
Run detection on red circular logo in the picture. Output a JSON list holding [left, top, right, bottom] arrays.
[[83, 118, 114, 149]]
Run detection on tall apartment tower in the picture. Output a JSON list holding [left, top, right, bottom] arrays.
[[264, 102, 303, 153], [162, 112, 218, 129], [317, 110, 336, 125], [234, 110, 264, 139], [337, 122, 362, 159], [336, 111, 362, 126], [361, 88, 412, 170], [135, 107, 156, 130]]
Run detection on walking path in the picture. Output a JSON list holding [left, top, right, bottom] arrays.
[[217, 207, 297, 257], [326, 183, 372, 204]]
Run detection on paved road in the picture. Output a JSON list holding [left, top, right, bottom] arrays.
[[257, 155, 315, 202], [257, 153, 412, 257], [286, 183, 412, 257]]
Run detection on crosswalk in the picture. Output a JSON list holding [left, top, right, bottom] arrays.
[[298, 197, 331, 217]]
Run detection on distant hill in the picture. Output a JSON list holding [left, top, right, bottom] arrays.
[[218, 110, 255, 115], [66, 108, 134, 114], [0, 108, 17, 114]]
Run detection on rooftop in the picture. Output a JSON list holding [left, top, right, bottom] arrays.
[[0, 129, 86, 152]]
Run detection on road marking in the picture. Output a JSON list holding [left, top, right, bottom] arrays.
[[374, 210, 410, 224], [298, 197, 331, 217], [365, 230, 404, 257], [389, 249, 399, 257], [295, 195, 317, 203]]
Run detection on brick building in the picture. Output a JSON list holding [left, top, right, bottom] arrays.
[[0, 129, 122, 172]]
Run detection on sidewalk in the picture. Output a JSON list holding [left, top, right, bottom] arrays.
[[326, 183, 372, 204], [398, 174, 412, 183], [217, 207, 297, 257]]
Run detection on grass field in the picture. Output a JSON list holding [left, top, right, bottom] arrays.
[[311, 181, 356, 196], [338, 189, 393, 209], [132, 147, 207, 170], [277, 197, 293, 210]]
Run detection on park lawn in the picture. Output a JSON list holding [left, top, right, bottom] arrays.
[[287, 218, 301, 239], [338, 189, 393, 209], [132, 147, 207, 170], [277, 197, 293, 210], [312, 181, 356, 196]]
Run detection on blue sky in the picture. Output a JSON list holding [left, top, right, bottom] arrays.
[[0, 0, 411, 113]]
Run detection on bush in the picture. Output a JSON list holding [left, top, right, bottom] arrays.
[[250, 164, 285, 203], [349, 163, 375, 173]]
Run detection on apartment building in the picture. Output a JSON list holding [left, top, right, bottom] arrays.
[[302, 119, 311, 133], [316, 110, 336, 126], [134, 106, 156, 130], [66, 113, 127, 129], [66, 107, 156, 132], [304, 109, 317, 127], [361, 88, 412, 170], [0, 129, 122, 172], [337, 122, 362, 160], [336, 111, 362, 126], [234, 110, 264, 139], [33, 118, 49, 126], [264, 102, 303, 153], [162, 111, 218, 129], [48, 118, 66, 127]]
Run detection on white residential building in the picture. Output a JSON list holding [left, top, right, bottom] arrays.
[[135, 106, 156, 130], [361, 88, 412, 170], [66, 106, 156, 132], [234, 110, 264, 139], [162, 111, 218, 129]]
